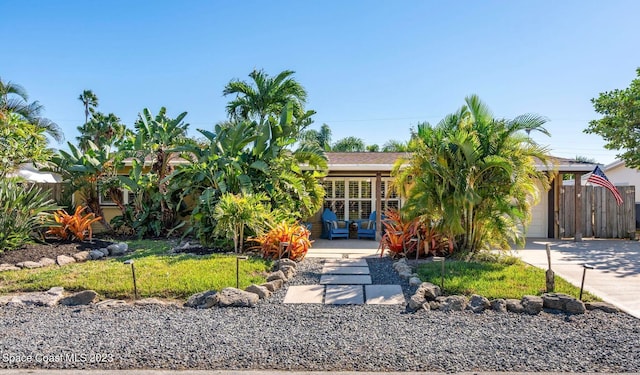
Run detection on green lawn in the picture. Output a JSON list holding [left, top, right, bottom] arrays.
[[0, 240, 272, 300], [417, 259, 599, 302]]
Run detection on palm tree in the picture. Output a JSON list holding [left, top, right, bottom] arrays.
[[332, 136, 365, 152], [78, 90, 98, 126], [300, 123, 333, 151], [0, 77, 63, 142], [77, 111, 127, 151], [394, 95, 551, 253], [223, 69, 308, 126]]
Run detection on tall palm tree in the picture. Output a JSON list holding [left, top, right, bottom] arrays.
[[78, 90, 99, 126], [0, 77, 63, 142], [223, 69, 308, 126]]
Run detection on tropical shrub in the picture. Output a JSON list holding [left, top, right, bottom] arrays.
[[0, 178, 58, 252], [46, 206, 102, 241], [378, 209, 418, 258], [211, 193, 270, 252], [393, 95, 550, 254], [252, 221, 312, 261]]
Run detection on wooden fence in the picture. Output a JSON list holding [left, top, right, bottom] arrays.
[[559, 185, 635, 239]]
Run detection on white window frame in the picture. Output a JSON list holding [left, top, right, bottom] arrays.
[[323, 177, 401, 221]]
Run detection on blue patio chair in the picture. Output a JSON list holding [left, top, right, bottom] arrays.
[[356, 211, 378, 240], [321, 208, 349, 240]]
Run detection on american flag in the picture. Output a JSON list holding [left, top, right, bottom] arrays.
[[587, 166, 623, 206]]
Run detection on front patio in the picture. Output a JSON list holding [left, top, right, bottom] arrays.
[[307, 238, 380, 259]]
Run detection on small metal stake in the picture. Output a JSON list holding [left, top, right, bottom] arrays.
[[579, 264, 595, 300], [409, 236, 421, 260], [123, 259, 138, 300], [236, 256, 249, 289], [278, 242, 290, 260], [433, 256, 445, 292]]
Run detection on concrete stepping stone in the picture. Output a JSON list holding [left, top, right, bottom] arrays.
[[283, 285, 325, 304], [321, 265, 370, 275], [320, 275, 372, 285], [325, 285, 364, 305], [323, 259, 368, 267], [365, 285, 405, 305]]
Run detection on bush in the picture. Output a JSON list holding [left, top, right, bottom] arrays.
[[47, 206, 102, 241], [0, 178, 58, 252], [252, 221, 312, 261]]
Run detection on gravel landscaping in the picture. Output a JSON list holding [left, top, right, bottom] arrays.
[[0, 257, 639, 371]]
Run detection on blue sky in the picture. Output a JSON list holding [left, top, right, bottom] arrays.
[[3, 1, 639, 164]]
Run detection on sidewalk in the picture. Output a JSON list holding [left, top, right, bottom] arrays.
[[515, 238, 640, 319]]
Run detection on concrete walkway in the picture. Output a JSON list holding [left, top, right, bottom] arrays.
[[285, 242, 405, 305], [515, 238, 640, 319]]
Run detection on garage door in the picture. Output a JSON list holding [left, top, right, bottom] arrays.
[[527, 187, 549, 238]]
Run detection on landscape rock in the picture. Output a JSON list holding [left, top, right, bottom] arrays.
[[98, 248, 110, 257], [276, 258, 297, 269], [261, 279, 284, 292], [428, 300, 440, 310], [522, 295, 544, 315], [56, 255, 76, 266], [217, 287, 259, 307], [134, 298, 166, 306], [266, 270, 287, 282], [440, 295, 468, 312], [72, 251, 91, 262], [95, 299, 128, 308], [469, 294, 490, 313], [185, 290, 218, 309], [0, 295, 13, 306], [16, 261, 43, 269], [421, 302, 431, 311], [585, 301, 619, 313], [245, 284, 271, 299], [89, 250, 105, 260], [408, 276, 422, 286], [506, 299, 524, 313], [565, 299, 586, 314], [38, 257, 56, 266], [107, 243, 128, 256], [416, 282, 441, 300], [0, 264, 20, 272], [407, 294, 427, 311], [491, 299, 507, 312], [59, 290, 98, 306], [398, 270, 413, 279], [542, 293, 586, 314], [9, 287, 65, 307], [280, 265, 297, 279]]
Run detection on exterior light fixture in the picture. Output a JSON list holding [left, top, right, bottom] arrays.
[[432, 256, 445, 292], [579, 264, 595, 301], [236, 256, 249, 289], [123, 259, 138, 300]]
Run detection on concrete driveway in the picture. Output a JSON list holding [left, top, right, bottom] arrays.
[[515, 238, 640, 319]]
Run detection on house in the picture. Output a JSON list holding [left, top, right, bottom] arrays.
[[307, 153, 598, 240], [91, 152, 598, 240]]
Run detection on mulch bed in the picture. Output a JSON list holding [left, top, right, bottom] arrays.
[[0, 239, 114, 265]]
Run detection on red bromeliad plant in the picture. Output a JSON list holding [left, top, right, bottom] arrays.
[[46, 206, 102, 242], [413, 222, 455, 258], [380, 209, 454, 259], [252, 221, 312, 261], [378, 209, 418, 258]]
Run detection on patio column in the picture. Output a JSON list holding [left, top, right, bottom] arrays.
[[574, 172, 583, 242], [375, 172, 382, 241]]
